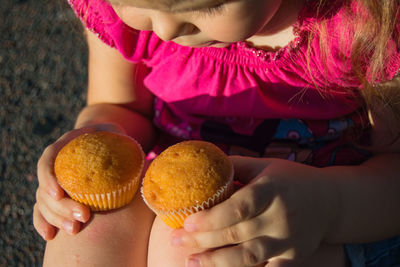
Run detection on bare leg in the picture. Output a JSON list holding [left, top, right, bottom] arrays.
[[147, 216, 207, 267], [148, 220, 349, 267], [43, 193, 155, 267]]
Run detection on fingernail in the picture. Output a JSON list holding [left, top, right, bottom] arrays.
[[184, 223, 198, 232], [48, 189, 58, 199], [187, 257, 201, 267], [171, 236, 183, 246], [40, 230, 47, 240], [63, 221, 74, 234], [73, 211, 84, 222]]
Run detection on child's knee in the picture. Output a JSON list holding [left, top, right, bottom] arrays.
[[78, 212, 120, 243], [81, 198, 154, 246], [44, 213, 131, 266], [44, 197, 154, 266], [148, 216, 206, 267]]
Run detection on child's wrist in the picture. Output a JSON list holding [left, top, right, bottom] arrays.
[[92, 123, 127, 135], [74, 122, 127, 135]]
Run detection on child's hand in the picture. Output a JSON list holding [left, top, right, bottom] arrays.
[[33, 124, 125, 240], [171, 156, 339, 267]]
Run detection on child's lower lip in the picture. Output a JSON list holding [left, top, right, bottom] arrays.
[[207, 41, 219, 45], [196, 41, 225, 47], [178, 41, 227, 48], [190, 41, 218, 47], [208, 40, 227, 45]]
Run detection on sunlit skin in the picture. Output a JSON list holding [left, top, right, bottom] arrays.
[[35, 0, 400, 266], [111, 0, 303, 48]]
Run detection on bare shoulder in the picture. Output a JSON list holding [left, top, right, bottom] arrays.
[[86, 29, 153, 116]]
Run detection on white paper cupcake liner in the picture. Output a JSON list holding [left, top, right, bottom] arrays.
[[66, 177, 141, 211]]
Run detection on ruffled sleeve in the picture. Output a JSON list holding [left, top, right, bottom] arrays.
[[67, 0, 118, 47], [67, 0, 158, 63]]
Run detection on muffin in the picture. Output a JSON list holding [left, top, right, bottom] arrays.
[[54, 131, 144, 211], [141, 140, 234, 228]]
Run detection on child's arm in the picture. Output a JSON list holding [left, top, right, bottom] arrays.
[[33, 29, 157, 241], [170, 93, 400, 266], [76, 29, 157, 148], [323, 94, 400, 243], [76, 28, 157, 149]]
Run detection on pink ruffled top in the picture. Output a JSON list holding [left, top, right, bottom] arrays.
[[67, 0, 400, 166]]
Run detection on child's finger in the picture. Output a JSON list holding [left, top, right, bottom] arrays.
[[174, 207, 283, 250], [187, 236, 283, 267], [183, 174, 274, 232], [33, 203, 57, 240], [36, 198, 81, 235], [37, 187, 90, 223], [37, 145, 65, 200]]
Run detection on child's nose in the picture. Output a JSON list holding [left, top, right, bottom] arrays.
[[152, 12, 196, 41]]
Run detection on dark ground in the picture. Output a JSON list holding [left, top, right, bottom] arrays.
[[1, 0, 88, 265]]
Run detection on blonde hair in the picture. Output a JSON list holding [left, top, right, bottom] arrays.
[[315, 0, 400, 120]]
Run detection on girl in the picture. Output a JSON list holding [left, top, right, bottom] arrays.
[[34, 0, 400, 266]]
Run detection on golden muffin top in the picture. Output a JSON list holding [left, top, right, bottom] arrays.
[[142, 140, 233, 211], [54, 131, 144, 194]]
